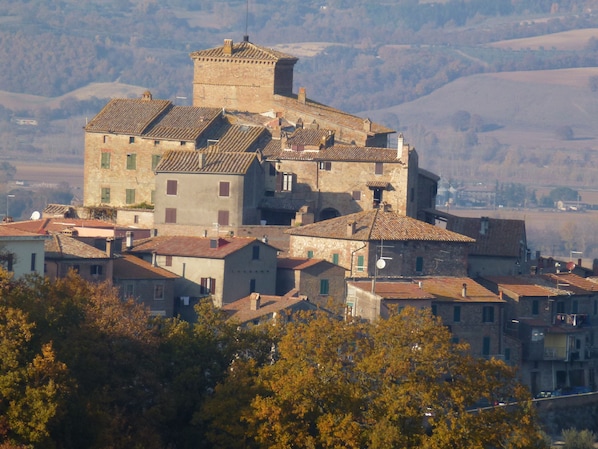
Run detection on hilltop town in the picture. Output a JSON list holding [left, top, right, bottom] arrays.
[[1, 36, 598, 446]]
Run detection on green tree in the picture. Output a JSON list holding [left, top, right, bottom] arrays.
[[562, 428, 596, 449]]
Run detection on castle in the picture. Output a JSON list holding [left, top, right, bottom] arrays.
[[83, 37, 438, 231]]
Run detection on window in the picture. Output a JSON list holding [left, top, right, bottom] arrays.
[[101, 152, 111, 169], [71, 264, 80, 274], [556, 301, 565, 313], [572, 300, 579, 314], [252, 245, 260, 260], [282, 173, 293, 191], [431, 304, 437, 316], [269, 164, 276, 176], [166, 180, 178, 195], [126, 189, 136, 205], [453, 305, 461, 323], [375, 162, 383, 175], [126, 153, 137, 169], [134, 215, 139, 224], [452, 337, 459, 344], [154, 284, 164, 300], [320, 279, 330, 295], [532, 300, 539, 315], [154, 140, 160, 146], [319, 161, 331, 171], [352, 190, 361, 201], [415, 257, 424, 273], [594, 300, 597, 316], [357, 255, 365, 272], [218, 210, 229, 226], [165, 255, 172, 267], [129, 136, 135, 144], [332, 253, 339, 265], [151, 190, 155, 204], [250, 279, 256, 293], [124, 284, 135, 298], [482, 337, 491, 357], [180, 141, 186, 146], [165, 208, 177, 224], [307, 250, 314, 259], [152, 154, 161, 170], [219, 181, 230, 197], [90, 264, 103, 276], [101, 187, 110, 203], [201, 277, 216, 294], [483, 306, 495, 323], [103, 135, 108, 143]]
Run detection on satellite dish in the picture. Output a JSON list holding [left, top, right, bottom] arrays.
[[30, 211, 41, 220], [566, 261, 576, 272], [376, 258, 386, 270]]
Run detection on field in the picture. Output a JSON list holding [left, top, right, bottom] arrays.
[[488, 28, 598, 51], [11, 162, 84, 192]]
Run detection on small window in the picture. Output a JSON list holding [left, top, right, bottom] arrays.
[[483, 306, 495, 323], [219, 181, 230, 197], [269, 164, 276, 176], [482, 337, 491, 357], [134, 215, 139, 224], [320, 279, 330, 295], [357, 255, 365, 272], [166, 180, 178, 195], [154, 284, 164, 300], [124, 284, 135, 298], [129, 136, 135, 144], [165, 208, 177, 224], [532, 300, 539, 315], [90, 265, 103, 276], [352, 191, 361, 201], [72, 264, 80, 274], [282, 173, 293, 192], [572, 300, 579, 314], [101, 187, 110, 203], [165, 255, 173, 267], [375, 162, 383, 175], [249, 279, 256, 293], [504, 348, 511, 361], [201, 277, 216, 294], [252, 245, 260, 260], [152, 154, 161, 170], [410, 187, 415, 202], [218, 210, 229, 226], [319, 161, 331, 171], [180, 141, 186, 146], [101, 152, 111, 169], [415, 257, 424, 273], [307, 250, 314, 259], [103, 135, 108, 143], [453, 305, 461, 323], [126, 189, 136, 205], [126, 153, 137, 170], [332, 253, 339, 265], [154, 140, 160, 146]]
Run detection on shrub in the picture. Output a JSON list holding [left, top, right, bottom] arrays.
[[562, 428, 596, 449]]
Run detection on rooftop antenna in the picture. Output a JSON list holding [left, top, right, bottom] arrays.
[[244, 0, 250, 42]]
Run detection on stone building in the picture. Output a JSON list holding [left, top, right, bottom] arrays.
[[286, 208, 475, 279]]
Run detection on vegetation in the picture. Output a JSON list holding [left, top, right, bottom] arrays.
[[0, 270, 549, 448], [562, 428, 596, 449]]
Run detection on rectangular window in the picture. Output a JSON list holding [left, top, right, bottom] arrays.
[[319, 161, 331, 171], [154, 284, 164, 300], [250, 279, 256, 293], [218, 210, 229, 226], [101, 187, 110, 203], [357, 255, 365, 272], [483, 306, 495, 323], [352, 191, 361, 201], [180, 141, 186, 146], [30, 253, 36, 272], [252, 246, 260, 260], [482, 337, 491, 357], [431, 304, 437, 316], [165, 208, 177, 224], [125, 189, 136, 205], [90, 264, 103, 276], [415, 257, 424, 273], [101, 152, 111, 169], [154, 140, 160, 146], [320, 279, 330, 295], [201, 277, 216, 294], [532, 300, 539, 315], [282, 173, 293, 191], [165, 255, 172, 267], [594, 300, 597, 315], [126, 153, 137, 170], [453, 305, 461, 323], [152, 154, 161, 170], [166, 180, 178, 195], [134, 215, 139, 224], [307, 250, 314, 259], [332, 253, 339, 265], [219, 181, 230, 197], [572, 300, 579, 314], [125, 284, 134, 298], [129, 136, 135, 144], [375, 162, 383, 175], [556, 301, 565, 313], [103, 135, 107, 143], [269, 164, 276, 176]]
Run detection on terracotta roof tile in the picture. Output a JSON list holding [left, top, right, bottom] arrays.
[[277, 257, 346, 271], [286, 209, 475, 243], [128, 236, 259, 258], [483, 275, 566, 297], [155, 150, 257, 174], [190, 40, 298, 63], [417, 277, 504, 303], [269, 144, 404, 163], [216, 124, 270, 152], [349, 280, 436, 300], [45, 233, 110, 259], [221, 292, 315, 324], [286, 128, 331, 147], [143, 106, 222, 141], [84, 98, 172, 135], [113, 254, 179, 280]]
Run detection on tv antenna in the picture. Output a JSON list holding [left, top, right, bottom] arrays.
[[244, 0, 250, 41]]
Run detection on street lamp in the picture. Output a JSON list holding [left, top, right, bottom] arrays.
[[6, 194, 14, 221]]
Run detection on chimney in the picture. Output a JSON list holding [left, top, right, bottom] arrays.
[[578, 258, 583, 268], [347, 221, 356, 237], [141, 90, 152, 101], [397, 133, 404, 159], [250, 292, 261, 311], [198, 152, 205, 168], [125, 231, 134, 249], [243, 34, 249, 42], [152, 252, 157, 267], [461, 283, 467, 298], [298, 87, 306, 104], [363, 118, 372, 132], [223, 39, 233, 55], [106, 238, 114, 258]]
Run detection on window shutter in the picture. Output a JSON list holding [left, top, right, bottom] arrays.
[[276, 172, 283, 192], [219, 181, 230, 197], [166, 180, 178, 195]]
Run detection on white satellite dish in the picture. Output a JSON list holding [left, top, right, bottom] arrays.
[[376, 258, 386, 270], [30, 211, 41, 220]]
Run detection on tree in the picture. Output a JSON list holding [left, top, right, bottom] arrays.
[[451, 110, 471, 132], [236, 308, 548, 449], [562, 428, 596, 449], [554, 125, 574, 141]]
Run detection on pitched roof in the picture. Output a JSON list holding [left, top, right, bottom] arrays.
[[190, 39, 298, 63], [277, 257, 346, 271], [417, 277, 504, 303], [543, 272, 598, 293], [286, 209, 475, 243], [221, 292, 315, 324], [349, 280, 436, 300], [128, 236, 261, 258], [0, 224, 47, 239], [143, 106, 222, 141], [4, 218, 131, 236], [286, 128, 332, 147], [482, 275, 569, 298], [155, 149, 257, 174], [84, 98, 172, 135], [45, 233, 110, 259], [445, 215, 526, 258], [216, 124, 270, 152], [113, 254, 179, 280], [270, 144, 403, 163]]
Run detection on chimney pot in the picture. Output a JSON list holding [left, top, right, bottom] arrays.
[[461, 283, 467, 298], [347, 221, 356, 237], [250, 292, 261, 310], [223, 39, 233, 55], [298, 87, 306, 104]]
